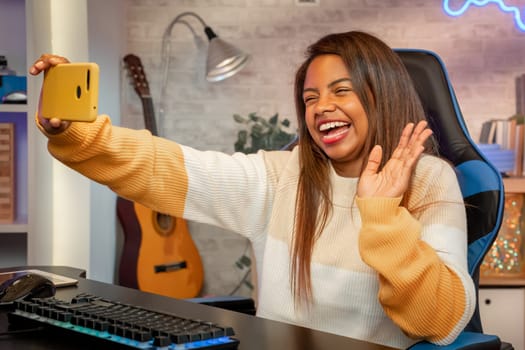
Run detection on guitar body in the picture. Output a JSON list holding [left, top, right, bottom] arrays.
[[118, 54, 204, 299], [134, 201, 203, 298]]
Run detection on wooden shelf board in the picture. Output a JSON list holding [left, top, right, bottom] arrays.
[[480, 273, 525, 287], [503, 177, 525, 193]]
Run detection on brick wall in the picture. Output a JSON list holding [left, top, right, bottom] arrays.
[[122, 0, 525, 297]]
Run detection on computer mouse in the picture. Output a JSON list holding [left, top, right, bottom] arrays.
[[0, 272, 56, 303], [2, 91, 27, 104]]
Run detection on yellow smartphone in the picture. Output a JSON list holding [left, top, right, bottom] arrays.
[[41, 62, 99, 122]]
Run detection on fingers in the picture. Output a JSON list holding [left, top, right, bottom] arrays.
[[411, 120, 432, 142], [408, 120, 432, 150], [395, 121, 428, 151], [367, 120, 431, 173], [396, 122, 415, 150], [31, 54, 72, 134], [29, 54, 69, 75], [361, 145, 382, 176], [358, 121, 432, 199], [37, 115, 70, 135], [409, 121, 433, 156], [396, 121, 433, 178], [393, 121, 432, 159]]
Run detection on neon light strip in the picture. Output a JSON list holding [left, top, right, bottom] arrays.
[[443, 0, 525, 31]]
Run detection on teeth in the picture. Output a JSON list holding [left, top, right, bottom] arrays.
[[319, 121, 348, 132]]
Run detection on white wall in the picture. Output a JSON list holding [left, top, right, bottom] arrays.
[[87, 0, 127, 283], [27, 0, 126, 284], [27, 0, 92, 270]]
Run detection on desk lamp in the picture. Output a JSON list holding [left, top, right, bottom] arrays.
[[158, 11, 250, 130]]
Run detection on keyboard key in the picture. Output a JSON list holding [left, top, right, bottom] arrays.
[[153, 335, 171, 347]]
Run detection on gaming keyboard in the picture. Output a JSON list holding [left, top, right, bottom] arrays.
[[7, 292, 240, 349]]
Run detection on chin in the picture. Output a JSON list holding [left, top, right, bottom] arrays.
[[326, 147, 363, 165], [323, 144, 352, 158]]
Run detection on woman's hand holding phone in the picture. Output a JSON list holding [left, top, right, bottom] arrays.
[[30, 54, 71, 134], [30, 54, 99, 134]]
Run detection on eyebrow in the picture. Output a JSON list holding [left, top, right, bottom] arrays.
[[303, 77, 352, 94]]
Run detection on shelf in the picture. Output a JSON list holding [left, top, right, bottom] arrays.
[[0, 104, 27, 113], [0, 223, 28, 233], [480, 273, 525, 287], [503, 177, 525, 193]]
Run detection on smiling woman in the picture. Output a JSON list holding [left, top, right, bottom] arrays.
[[31, 30, 471, 349]]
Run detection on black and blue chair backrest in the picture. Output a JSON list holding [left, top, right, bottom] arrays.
[[396, 49, 505, 349]]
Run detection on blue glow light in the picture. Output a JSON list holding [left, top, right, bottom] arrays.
[[443, 0, 525, 31]]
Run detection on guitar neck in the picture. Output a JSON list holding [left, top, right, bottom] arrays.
[[142, 96, 158, 136]]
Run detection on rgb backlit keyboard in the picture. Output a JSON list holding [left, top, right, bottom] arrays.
[[8, 293, 239, 349]]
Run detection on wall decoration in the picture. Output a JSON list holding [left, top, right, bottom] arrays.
[[443, 0, 525, 32]]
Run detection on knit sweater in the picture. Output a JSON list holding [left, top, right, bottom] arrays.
[[39, 115, 475, 349]]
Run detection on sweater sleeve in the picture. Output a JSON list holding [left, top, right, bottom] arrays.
[[356, 156, 475, 345], [37, 114, 283, 237], [37, 114, 191, 218]]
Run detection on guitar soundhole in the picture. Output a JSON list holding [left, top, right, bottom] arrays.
[[154, 212, 175, 236]]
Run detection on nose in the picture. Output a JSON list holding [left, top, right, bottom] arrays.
[[314, 94, 336, 116]]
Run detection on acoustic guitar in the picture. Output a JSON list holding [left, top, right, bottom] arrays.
[[118, 53, 204, 299]]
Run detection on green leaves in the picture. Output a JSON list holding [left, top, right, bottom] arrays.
[[233, 112, 297, 153]]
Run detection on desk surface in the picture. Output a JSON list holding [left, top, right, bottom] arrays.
[[0, 266, 395, 350]]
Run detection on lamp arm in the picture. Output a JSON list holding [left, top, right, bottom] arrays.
[[159, 12, 209, 137], [163, 12, 207, 39]]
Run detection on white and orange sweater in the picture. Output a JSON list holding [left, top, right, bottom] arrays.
[[39, 115, 475, 349]]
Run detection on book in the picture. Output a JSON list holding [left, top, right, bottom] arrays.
[[513, 123, 524, 176], [479, 120, 494, 144], [494, 119, 509, 149]]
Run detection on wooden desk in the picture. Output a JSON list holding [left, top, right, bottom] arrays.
[[0, 266, 394, 350]]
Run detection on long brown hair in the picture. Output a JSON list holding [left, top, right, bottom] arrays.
[[291, 31, 437, 305]]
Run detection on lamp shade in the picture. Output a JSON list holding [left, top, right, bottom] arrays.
[[201, 25, 249, 82], [206, 37, 250, 82]]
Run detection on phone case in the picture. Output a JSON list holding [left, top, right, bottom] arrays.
[[41, 62, 99, 122]]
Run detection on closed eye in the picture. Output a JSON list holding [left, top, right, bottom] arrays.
[[335, 87, 352, 95], [303, 95, 318, 104]]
